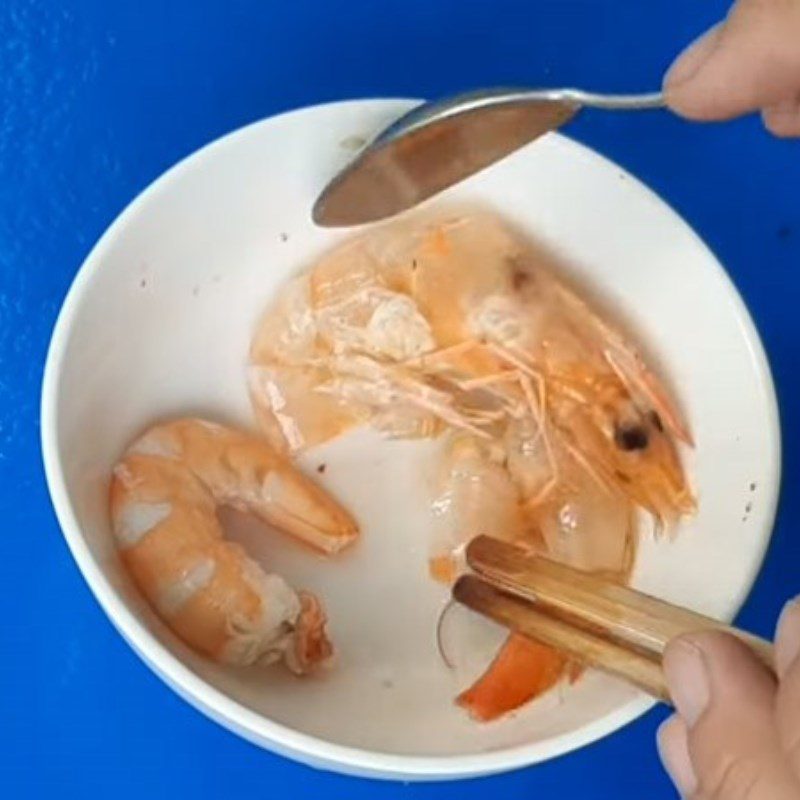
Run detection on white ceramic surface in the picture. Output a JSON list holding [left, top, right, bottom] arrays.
[[41, 100, 780, 780]]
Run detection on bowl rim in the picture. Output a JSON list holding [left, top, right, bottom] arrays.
[[40, 98, 782, 780]]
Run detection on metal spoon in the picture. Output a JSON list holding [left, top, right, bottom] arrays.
[[313, 88, 664, 227]]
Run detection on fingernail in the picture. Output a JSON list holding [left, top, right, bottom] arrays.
[[663, 639, 710, 727], [657, 715, 698, 798], [664, 24, 723, 89], [775, 597, 800, 678]]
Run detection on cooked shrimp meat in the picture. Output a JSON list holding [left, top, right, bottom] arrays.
[[110, 418, 358, 673]]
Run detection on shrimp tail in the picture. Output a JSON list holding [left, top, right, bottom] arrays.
[[456, 633, 568, 721]]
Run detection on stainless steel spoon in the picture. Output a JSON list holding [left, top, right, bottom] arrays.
[[313, 88, 664, 227]]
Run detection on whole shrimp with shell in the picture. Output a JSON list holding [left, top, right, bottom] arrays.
[[248, 211, 695, 718]]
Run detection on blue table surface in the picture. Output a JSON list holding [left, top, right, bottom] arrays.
[[2, 1, 798, 796]]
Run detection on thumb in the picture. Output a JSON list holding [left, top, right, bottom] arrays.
[[660, 632, 800, 799], [664, 0, 800, 125]]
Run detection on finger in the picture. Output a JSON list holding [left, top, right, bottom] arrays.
[[658, 714, 698, 798], [664, 632, 799, 799], [762, 97, 800, 138], [775, 598, 800, 782], [663, 24, 724, 98], [665, 0, 800, 121]]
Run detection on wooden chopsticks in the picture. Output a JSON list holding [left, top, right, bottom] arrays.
[[453, 536, 775, 704]]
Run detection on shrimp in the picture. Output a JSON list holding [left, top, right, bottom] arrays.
[[248, 211, 696, 713], [109, 418, 358, 672], [251, 214, 693, 516]]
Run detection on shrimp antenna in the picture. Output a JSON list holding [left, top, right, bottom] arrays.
[[436, 599, 457, 670]]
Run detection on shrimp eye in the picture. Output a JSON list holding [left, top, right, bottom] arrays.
[[512, 269, 531, 291], [614, 424, 649, 452]]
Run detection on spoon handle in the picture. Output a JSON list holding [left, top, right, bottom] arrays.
[[521, 89, 665, 110]]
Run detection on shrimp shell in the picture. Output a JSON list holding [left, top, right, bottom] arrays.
[[247, 211, 696, 713]]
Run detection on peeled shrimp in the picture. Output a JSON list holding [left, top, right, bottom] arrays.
[[248, 211, 696, 713], [109, 418, 358, 672]]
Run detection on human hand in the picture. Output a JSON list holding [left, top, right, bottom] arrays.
[[664, 0, 800, 137], [658, 599, 800, 798]]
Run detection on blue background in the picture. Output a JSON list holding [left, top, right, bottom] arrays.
[[1, 1, 797, 797]]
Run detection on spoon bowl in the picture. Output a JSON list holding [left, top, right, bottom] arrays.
[[313, 88, 664, 227]]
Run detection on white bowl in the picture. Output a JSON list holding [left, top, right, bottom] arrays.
[[41, 99, 780, 780]]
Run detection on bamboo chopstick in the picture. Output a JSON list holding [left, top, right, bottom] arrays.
[[453, 536, 775, 703], [454, 575, 671, 701]]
